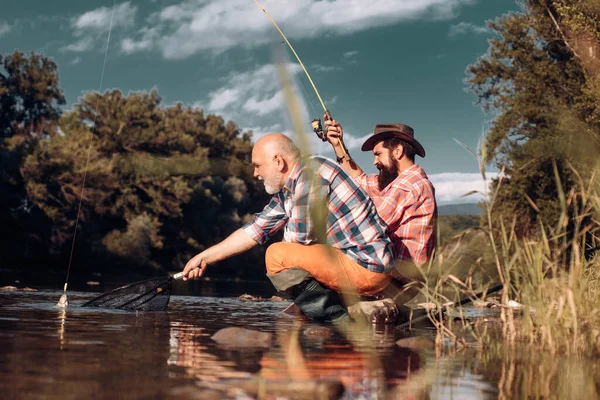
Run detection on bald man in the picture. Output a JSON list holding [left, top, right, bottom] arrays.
[[182, 133, 394, 322]]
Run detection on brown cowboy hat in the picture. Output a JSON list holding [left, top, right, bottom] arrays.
[[361, 123, 425, 158]]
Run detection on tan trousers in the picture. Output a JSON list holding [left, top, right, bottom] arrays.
[[265, 242, 390, 296]]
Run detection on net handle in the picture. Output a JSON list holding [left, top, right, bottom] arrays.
[[173, 272, 184, 280]]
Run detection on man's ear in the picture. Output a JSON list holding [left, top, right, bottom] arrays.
[[393, 144, 404, 160], [273, 155, 286, 172]]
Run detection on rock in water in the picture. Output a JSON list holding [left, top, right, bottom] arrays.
[[347, 298, 399, 324], [211, 327, 272, 348], [56, 294, 68, 308]]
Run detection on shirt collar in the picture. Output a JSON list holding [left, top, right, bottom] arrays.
[[282, 159, 303, 193]]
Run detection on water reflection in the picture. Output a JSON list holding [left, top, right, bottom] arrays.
[[166, 310, 427, 399], [168, 321, 256, 381], [1, 290, 598, 400]]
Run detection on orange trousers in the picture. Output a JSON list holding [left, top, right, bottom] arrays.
[[265, 242, 390, 296]]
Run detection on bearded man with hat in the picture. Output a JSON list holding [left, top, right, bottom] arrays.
[[324, 118, 438, 321]]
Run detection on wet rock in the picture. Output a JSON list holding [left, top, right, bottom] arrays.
[[506, 300, 523, 309], [268, 295, 287, 302], [211, 327, 272, 348], [238, 293, 261, 302], [302, 324, 333, 340], [238, 294, 288, 302], [396, 336, 436, 351], [472, 300, 491, 308], [0, 286, 37, 292], [416, 302, 437, 311], [347, 298, 398, 324]]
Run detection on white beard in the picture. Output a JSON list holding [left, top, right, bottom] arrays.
[[261, 168, 283, 195]]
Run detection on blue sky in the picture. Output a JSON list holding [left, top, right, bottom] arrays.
[[0, 0, 519, 204]]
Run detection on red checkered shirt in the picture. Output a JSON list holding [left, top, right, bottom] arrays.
[[355, 164, 437, 266], [243, 156, 394, 273]]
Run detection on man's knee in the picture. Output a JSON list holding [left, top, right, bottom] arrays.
[[265, 242, 287, 274]]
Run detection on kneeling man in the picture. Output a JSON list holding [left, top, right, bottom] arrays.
[[182, 133, 394, 322]]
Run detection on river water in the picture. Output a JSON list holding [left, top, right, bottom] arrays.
[[1, 289, 598, 399]]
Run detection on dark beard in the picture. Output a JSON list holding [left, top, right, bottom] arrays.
[[377, 158, 399, 191]]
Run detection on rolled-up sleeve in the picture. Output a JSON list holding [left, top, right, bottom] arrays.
[[242, 196, 288, 245]]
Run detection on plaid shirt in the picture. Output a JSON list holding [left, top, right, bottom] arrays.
[[355, 164, 437, 266], [243, 156, 394, 273]]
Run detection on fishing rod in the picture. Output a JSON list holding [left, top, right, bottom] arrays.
[[252, 0, 348, 156], [57, 0, 117, 308]]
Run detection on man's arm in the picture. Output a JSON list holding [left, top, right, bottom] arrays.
[[324, 118, 364, 178], [184, 194, 289, 280], [182, 228, 258, 280]]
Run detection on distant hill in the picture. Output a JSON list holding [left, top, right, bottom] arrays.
[[438, 203, 481, 216]]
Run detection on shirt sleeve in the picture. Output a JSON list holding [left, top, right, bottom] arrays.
[[242, 195, 288, 245], [355, 173, 379, 198], [394, 187, 436, 264], [356, 173, 403, 229]]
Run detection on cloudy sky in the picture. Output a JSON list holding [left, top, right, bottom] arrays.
[[1, 0, 518, 204]]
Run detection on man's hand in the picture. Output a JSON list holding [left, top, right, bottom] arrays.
[[182, 252, 209, 281], [324, 118, 344, 148]]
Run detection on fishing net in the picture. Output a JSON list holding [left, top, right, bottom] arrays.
[[81, 277, 174, 311]]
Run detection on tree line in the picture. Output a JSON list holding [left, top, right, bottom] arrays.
[[1, 0, 598, 285], [0, 51, 270, 282]]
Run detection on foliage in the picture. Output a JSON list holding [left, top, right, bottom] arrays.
[[437, 214, 480, 246], [0, 51, 66, 261], [19, 88, 271, 274], [466, 0, 600, 241]]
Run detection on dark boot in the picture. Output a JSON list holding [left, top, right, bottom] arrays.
[[292, 279, 350, 323]]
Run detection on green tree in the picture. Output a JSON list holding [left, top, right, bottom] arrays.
[[0, 51, 65, 260], [22, 89, 268, 275], [466, 0, 600, 244]]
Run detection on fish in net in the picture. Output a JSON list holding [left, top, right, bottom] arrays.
[[82, 273, 183, 311]]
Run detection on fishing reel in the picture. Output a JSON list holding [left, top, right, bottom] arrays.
[[311, 110, 332, 142]]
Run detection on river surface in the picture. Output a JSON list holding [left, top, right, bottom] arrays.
[[1, 289, 598, 399]]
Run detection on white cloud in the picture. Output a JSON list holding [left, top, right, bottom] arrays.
[[70, 57, 82, 65], [193, 62, 328, 151], [429, 172, 499, 204], [62, 37, 95, 52], [121, 26, 159, 54], [207, 88, 241, 111], [343, 50, 359, 58], [73, 2, 137, 32], [204, 63, 306, 119], [0, 22, 11, 37], [243, 91, 284, 116], [312, 64, 343, 73], [448, 21, 489, 37], [342, 132, 372, 151], [63, 2, 137, 53], [120, 0, 477, 59], [245, 124, 285, 141]]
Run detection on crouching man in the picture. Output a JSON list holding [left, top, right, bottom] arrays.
[[182, 133, 394, 323], [325, 118, 438, 323]]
